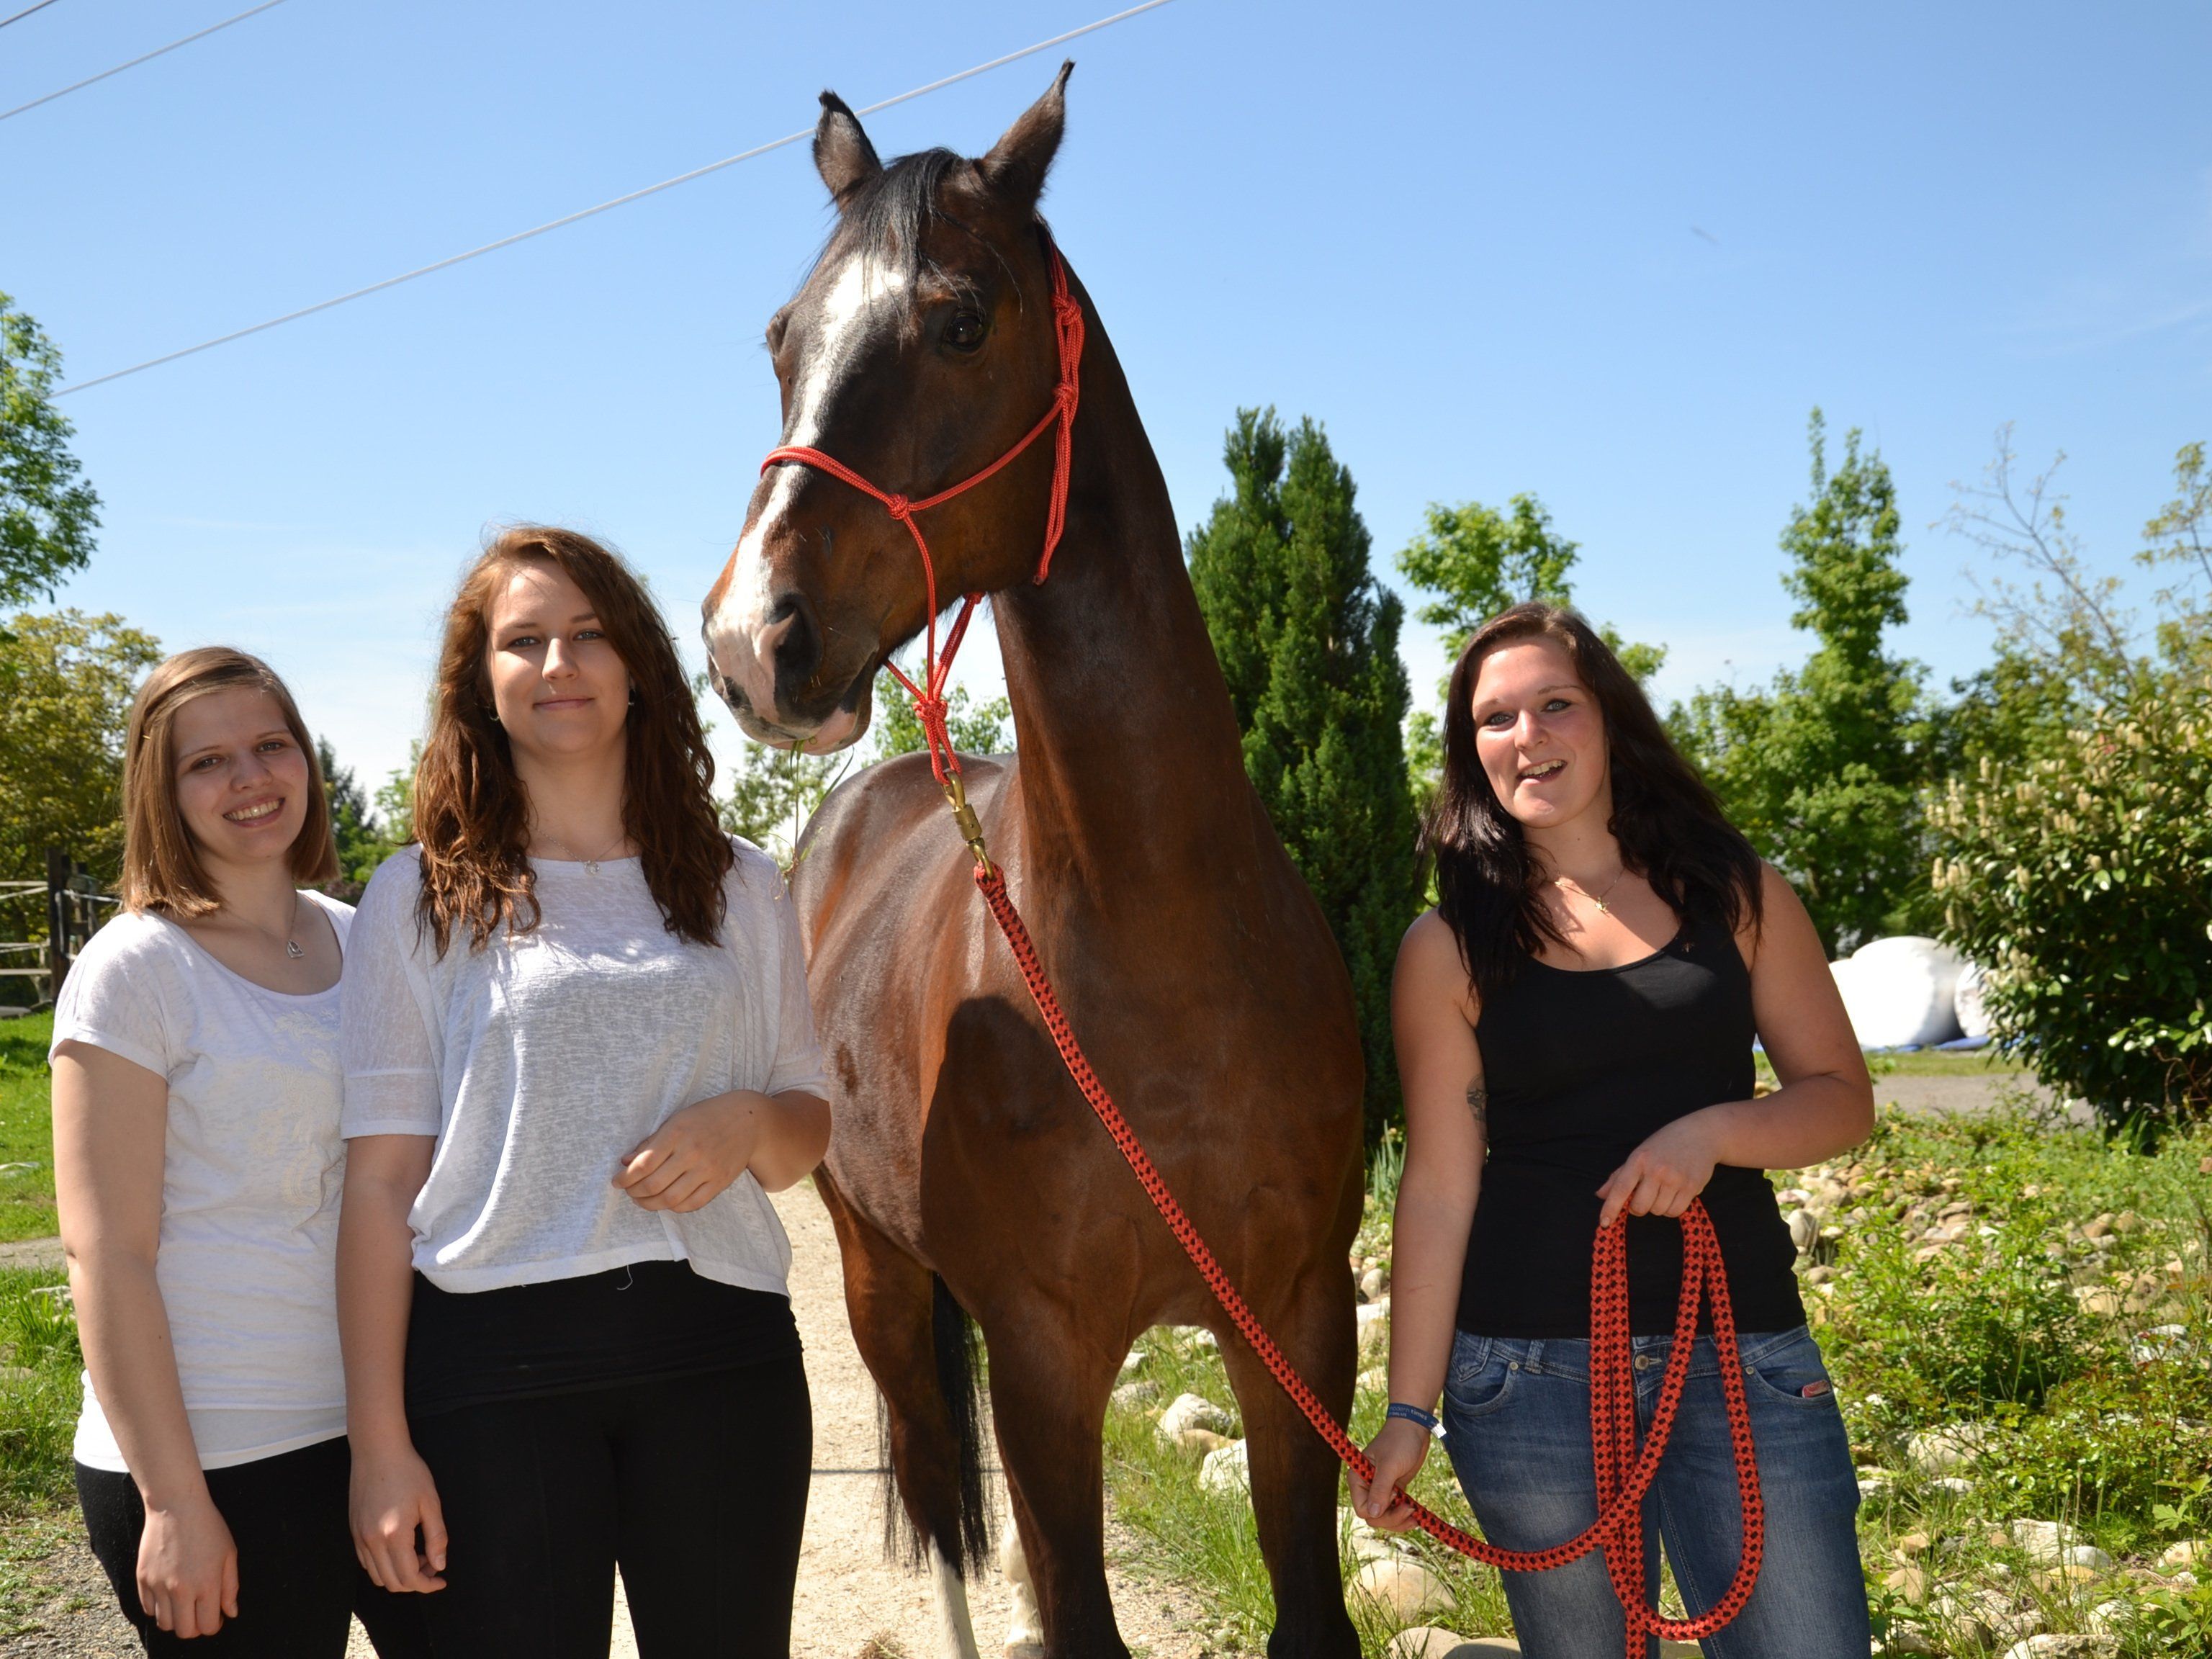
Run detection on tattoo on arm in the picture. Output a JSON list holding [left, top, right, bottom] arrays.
[[1465, 1081, 1488, 1133]]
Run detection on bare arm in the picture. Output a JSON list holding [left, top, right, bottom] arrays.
[[336, 1134, 446, 1593], [1351, 910, 1485, 1529], [1596, 866, 1876, 1227], [613, 1087, 832, 1210], [52, 1040, 239, 1639]]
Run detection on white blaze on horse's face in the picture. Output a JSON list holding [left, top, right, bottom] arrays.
[[703, 255, 909, 751]]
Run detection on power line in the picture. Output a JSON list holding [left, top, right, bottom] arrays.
[[0, 1, 66, 32], [55, 0, 1180, 398], [1, 0, 287, 124]]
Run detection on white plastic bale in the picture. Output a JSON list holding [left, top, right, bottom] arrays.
[[1827, 936, 1966, 1048]]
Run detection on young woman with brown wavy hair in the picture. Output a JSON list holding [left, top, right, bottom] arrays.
[[1349, 604, 1875, 1657], [52, 649, 424, 1655], [335, 528, 831, 1658]]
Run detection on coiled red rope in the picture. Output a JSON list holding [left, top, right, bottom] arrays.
[[759, 240, 1763, 1655]]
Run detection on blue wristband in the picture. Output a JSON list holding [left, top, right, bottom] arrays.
[[1386, 1401, 1443, 1439]]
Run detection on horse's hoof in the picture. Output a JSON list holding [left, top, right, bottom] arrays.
[[1005, 1645, 1047, 1659]]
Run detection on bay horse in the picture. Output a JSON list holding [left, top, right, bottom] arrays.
[[703, 68, 1365, 1659]]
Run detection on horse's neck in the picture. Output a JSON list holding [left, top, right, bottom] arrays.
[[992, 325, 1251, 884]]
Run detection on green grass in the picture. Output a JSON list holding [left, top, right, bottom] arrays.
[[0, 1267, 81, 1518], [1104, 1107, 2212, 1656], [0, 1014, 56, 1245], [1866, 1048, 2030, 1079]]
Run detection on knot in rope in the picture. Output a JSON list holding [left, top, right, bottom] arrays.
[[885, 493, 913, 521]]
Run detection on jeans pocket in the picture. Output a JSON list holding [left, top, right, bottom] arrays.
[[1742, 1328, 1840, 1409], [1444, 1341, 1519, 1421]]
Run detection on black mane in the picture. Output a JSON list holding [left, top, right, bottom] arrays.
[[832, 148, 964, 279]]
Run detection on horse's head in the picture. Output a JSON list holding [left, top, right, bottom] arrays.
[[704, 66, 1075, 752]]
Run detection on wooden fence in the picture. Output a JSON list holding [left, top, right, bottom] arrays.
[[0, 850, 117, 1008]]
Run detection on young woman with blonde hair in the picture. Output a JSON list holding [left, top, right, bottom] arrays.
[[338, 527, 831, 1657], [1351, 603, 1874, 1656], [51, 649, 423, 1655]]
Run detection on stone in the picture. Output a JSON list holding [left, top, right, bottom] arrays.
[[1197, 1439, 1249, 1496], [1121, 1346, 1145, 1375], [1157, 1393, 1234, 1441], [1857, 1473, 1894, 1503], [1359, 1267, 1390, 1300], [1805, 1264, 1835, 1285], [2073, 1285, 2123, 1317], [1358, 1366, 1389, 1394], [1895, 1531, 1931, 1557], [2082, 1213, 2116, 1241], [1929, 1476, 1975, 1497], [2111, 1210, 2143, 1233], [1386, 1631, 1521, 1659], [1351, 1558, 1455, 1622], [1884, 1631, 1940, 1655], [1908, 1426, 1990, 1474], [2157, 1539, 2203, 1572], [2085, 1601, 2134, 1635], [2006, 1518, 2082, 1564], [1997, 1637, 2118, 1659], [2061, 1545, 2115, 1574], [1174, 1428, 1235, 1456], [1788, 1209, 1819, 1253], [1112, 1380, 1160, 1411], [1356, 1299, 1391, 1357], [1882, 1563, 1928, 1603]]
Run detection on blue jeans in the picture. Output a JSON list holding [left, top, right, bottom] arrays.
[[1439, 1326, 1870, 1659]]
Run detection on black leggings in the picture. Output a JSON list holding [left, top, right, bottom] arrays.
[[405, 1357, 811, 1658], [76, 1436, 429, 1657]]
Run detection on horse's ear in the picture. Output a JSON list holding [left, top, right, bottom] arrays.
[[978, 60, 1073, 210], [814, 91, 882, 210]]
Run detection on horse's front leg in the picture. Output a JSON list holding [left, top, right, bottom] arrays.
[[980, 1306, 1129, 1659], [1220, 1256, 1362, 1659]]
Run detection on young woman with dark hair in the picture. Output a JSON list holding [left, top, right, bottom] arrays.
[[336, 528, 831, 1658], [51, 649, 424, 1655], [1349, 603, 1875, 1655]]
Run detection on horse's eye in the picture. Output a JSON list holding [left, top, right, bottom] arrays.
[[943, 310, 986, 352]]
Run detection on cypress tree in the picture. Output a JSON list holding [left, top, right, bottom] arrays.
[[1189, 408, 1422, 1143]]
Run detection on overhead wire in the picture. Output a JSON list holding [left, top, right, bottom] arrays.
[[54, 0, 1180, 397], [1, 0, 287, 123], [0, 1, 66, 32]]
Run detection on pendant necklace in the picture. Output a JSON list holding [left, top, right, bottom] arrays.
[[269, 891, 305, 958], [554, 830, 629, 876], [1555, 865, 1629, 915]]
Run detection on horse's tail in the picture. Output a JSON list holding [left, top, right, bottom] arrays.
[[879, 1273, 995, 1575]]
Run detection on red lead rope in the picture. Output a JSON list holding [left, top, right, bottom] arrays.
[[758, 243, 1763, 1655]]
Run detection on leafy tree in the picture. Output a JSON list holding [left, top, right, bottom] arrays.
[[1188, 408, 1421, 1141], [1, 295, 101, 609], [0, 611, 161, 883], [316, 737, 405, 894], [1396, 493, 1666, 806], [1932, 671, 2211, 1131], [722, 744, 845, 868], [872, 678, 1011, 760], [1671, 412, 1932, 952], [1930, 435, 2212, 1130]]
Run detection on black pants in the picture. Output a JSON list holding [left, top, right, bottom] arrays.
[[405, 1357, 811, 1658], [76, 1436, 429, 1657]]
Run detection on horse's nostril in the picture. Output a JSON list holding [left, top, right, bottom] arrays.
[[768, 591, 823, 691]]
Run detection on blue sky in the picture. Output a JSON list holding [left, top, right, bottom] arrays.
[[9, 0, 2210, 796]]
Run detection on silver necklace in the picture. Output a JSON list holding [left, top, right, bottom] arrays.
[[547, 830, 628, 875], [256, 891, 306, 958], [1555, 865, 1629, 915]]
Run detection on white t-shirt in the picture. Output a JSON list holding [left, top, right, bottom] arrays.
[[50, 894, 356, 1473], [338, 842, 830, 1295]]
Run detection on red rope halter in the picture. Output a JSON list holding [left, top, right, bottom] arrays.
[[756, 243, 1763, 1655], [759, 247, 1086, 788]]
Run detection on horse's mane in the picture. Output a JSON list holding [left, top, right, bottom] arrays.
[[832, 148, 965, 279]]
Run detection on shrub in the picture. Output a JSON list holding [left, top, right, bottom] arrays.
[[1932, 672, 2212, 1130]]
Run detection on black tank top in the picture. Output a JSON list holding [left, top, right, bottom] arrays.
[[1457, 912, 1804, 1339]]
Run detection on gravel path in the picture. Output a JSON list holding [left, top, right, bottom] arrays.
[[0, 1184, 1205, 1658]]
